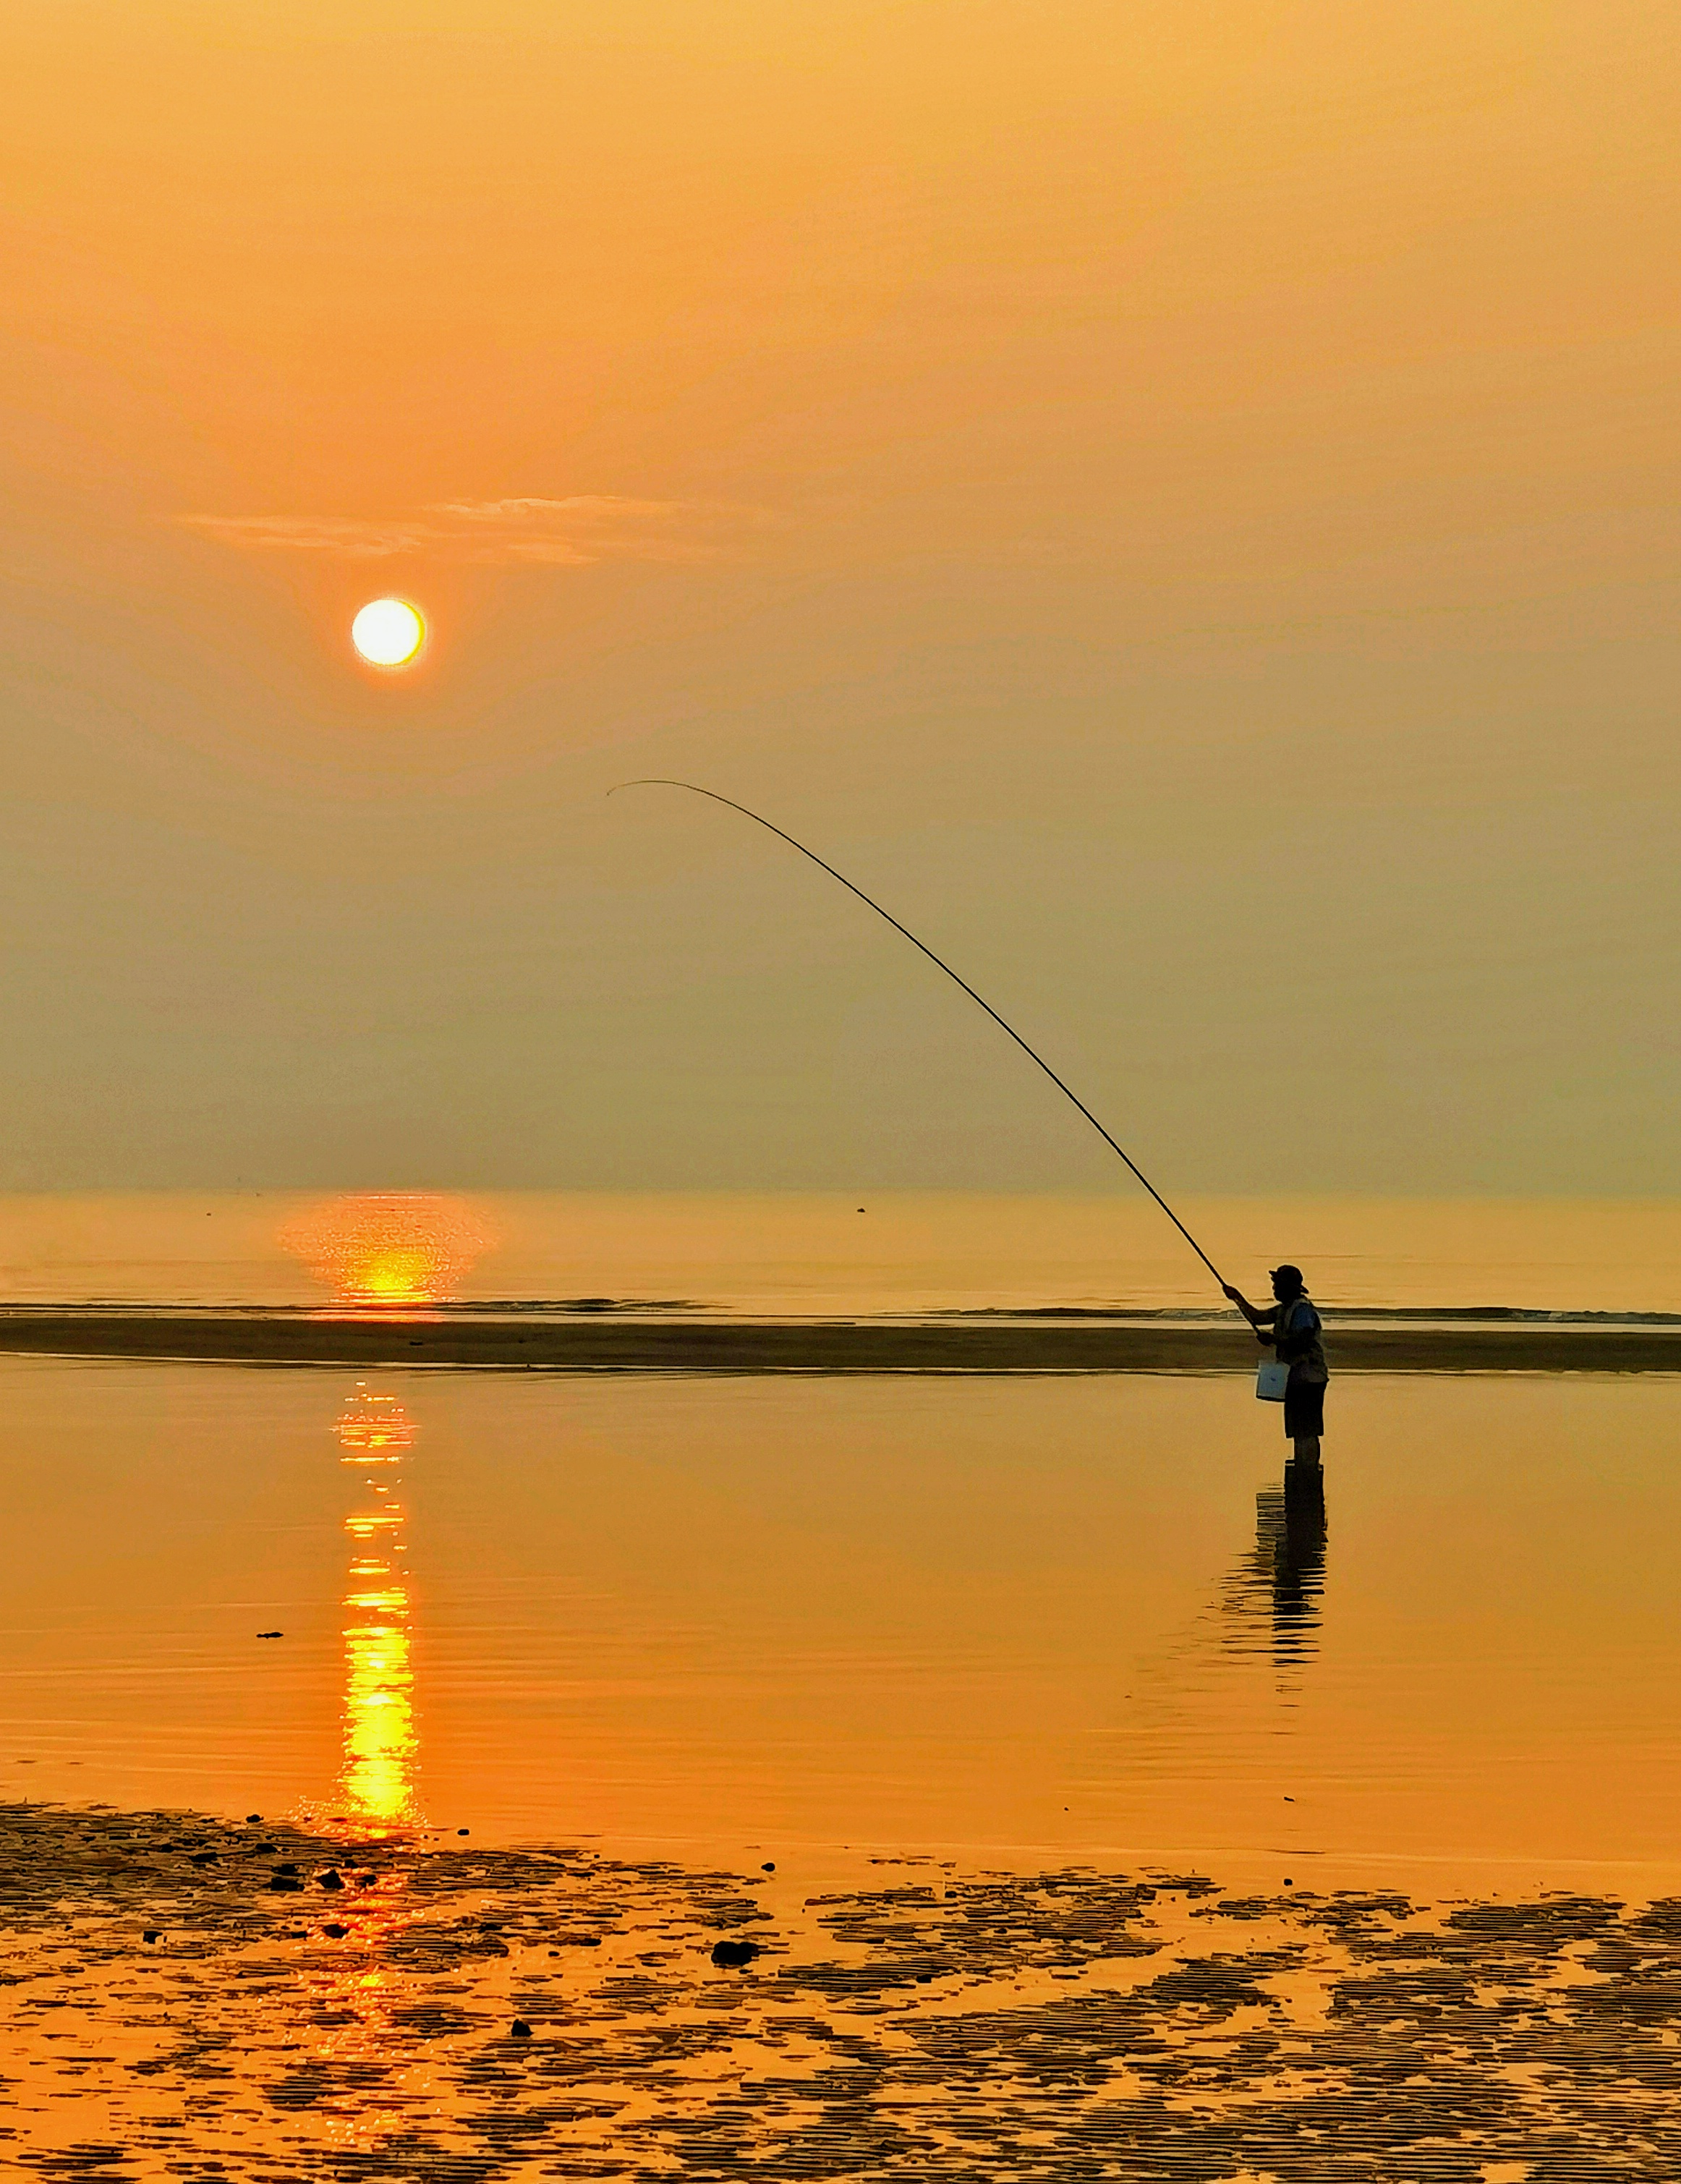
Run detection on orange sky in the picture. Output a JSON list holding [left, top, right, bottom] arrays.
[[1, 1, 1677, 1191]]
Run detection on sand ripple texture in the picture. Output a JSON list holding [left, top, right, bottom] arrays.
[[2, 1803, 1677, 2180]]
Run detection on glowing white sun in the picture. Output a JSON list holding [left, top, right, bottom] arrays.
[[352, 597, 426, 668]]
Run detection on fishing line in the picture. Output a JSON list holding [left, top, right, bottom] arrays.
[[610, 778, 1230, 1294]]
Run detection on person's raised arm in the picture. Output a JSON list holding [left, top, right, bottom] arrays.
[[1222, 1285, 1274, 1327]]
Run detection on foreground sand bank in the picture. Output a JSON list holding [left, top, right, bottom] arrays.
[[3, 1798, 1678, 2178], [1, 1309, 1680, 1370]]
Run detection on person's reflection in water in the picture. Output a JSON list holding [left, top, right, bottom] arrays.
[[334, 1385, 421, 1827], [1269, 1456, 1328, 1664], [1222, 1458, 1328, 1674]]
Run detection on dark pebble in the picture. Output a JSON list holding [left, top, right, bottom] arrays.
[[318, 1870, 345, 1891], [710, 1939, 760, 1969], [189, 1851, 219, 1866], [761, 1861, 776, 1873], [142, 1930, 161, 1944], [457, 1828, 469, 1836], [245, 1813, 263, 1823], [322, 1923, 349, 1939], [257, 1631, 284, 1639], [268, 1875, 304, 1893], [511, 2020, 532, 2039]]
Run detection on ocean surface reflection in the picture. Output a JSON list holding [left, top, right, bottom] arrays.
[[284, 1194, 491, 1309], [5, 1364, 1681, 1872]]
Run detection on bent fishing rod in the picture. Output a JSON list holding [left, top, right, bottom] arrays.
[[610, 778, 1230, 1297]]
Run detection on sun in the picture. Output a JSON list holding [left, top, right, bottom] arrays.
[[352, 597, 426, 668]]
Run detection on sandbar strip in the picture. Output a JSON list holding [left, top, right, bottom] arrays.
[[1, 1312, 1680, 1371]]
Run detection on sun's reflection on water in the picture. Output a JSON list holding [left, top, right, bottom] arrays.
[[335, 1385, 420, 1829], [265, 1385, 435, 2159], [283, 1193, 492, 1310]]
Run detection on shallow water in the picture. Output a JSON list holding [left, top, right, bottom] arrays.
[[8, 1354, 1681, 2175], [5, 1358, 1681, 1879]]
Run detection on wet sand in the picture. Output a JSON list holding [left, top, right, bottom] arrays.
[[4, 1799, 1680, 2178], [3, 1309, 1681, 1371]]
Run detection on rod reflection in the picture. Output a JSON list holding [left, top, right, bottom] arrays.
[[334, 1385, 421, 1828]]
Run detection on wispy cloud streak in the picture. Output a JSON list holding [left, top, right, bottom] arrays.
[[179, 495, 770, 565]]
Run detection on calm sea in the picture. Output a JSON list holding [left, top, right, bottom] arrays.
[[0, 1190, 1675, 1314]]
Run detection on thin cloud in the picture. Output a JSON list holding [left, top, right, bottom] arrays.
[[178, 495, 770, 566], [432, 495, 690, 523], [179, 514, 438, 557]]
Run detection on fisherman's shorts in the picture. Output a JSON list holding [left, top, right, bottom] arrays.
[[1284, 1376, 1326, 1440]]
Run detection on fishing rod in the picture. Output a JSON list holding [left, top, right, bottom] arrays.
[[610, 778, 1230, 1296]]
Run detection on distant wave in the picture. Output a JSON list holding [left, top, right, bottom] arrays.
[[932, 1304, 1681, 1326], [0, 1298, 1675, 1327]]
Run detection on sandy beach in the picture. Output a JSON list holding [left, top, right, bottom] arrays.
[[4, 1798, 1680, 2179]]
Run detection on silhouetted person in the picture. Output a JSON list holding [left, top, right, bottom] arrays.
[[1223, 1264, 1328, 1470]]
